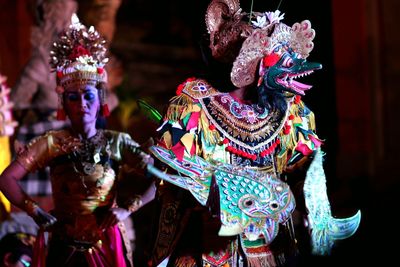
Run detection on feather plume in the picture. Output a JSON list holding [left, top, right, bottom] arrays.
[[137, 99, 162, 123]]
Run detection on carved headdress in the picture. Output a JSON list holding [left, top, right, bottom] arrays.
[[0, 74, 17, 136], [50, 14, 110, 119], [206, 0, 316, 88]]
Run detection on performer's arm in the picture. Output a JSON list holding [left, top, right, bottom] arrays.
[[0, 160, 57, 228]]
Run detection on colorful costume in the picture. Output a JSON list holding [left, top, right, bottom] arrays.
[[17, 129, 140, 266], [147, 1, 361, 266]]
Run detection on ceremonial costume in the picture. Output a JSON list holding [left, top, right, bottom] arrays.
[[147, 1, 361, 266], [17, 129, 140, 266]]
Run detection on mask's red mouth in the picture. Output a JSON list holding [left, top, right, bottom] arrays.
[[276, 70, 315, 95]]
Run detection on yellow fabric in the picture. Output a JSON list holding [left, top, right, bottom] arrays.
[[180, 103, 201, 120], [0, 136, 11, 212], [166, 94, 193, 121], [180, 133, 195, 153], [162, 131, 173, 148]]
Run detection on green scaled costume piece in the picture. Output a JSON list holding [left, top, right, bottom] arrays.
[[148, 145, 295, 245], [304, 149, 361, 255]]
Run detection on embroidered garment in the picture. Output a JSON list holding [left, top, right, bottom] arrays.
[[17, 129, 140, 267], [150, 78, 321, 267]]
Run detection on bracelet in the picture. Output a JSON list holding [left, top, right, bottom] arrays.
[[23, 199, 38, 217]]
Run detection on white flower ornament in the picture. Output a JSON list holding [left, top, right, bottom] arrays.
[[266, 10, 285, 24], [251, 15, 267, 28]]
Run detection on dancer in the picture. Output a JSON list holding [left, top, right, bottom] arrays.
[[147, 1, 361, 266], [0, 14, 154, 267]]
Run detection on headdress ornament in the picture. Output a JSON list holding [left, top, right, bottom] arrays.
[[205, 0, 316, 87], [50, 14, 110, 119], [50, 13, 109, 90]]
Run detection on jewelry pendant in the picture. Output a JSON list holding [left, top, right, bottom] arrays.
[[83, 162, 95, 175], [96, 178, 105, 187], [93, 152, 100, 164]]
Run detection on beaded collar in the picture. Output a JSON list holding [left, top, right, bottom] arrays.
[[70, 129, 110, 175], [200, 93, 290, 165]]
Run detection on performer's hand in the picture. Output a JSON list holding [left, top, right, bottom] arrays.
[[32, 206, 57, 230], [98, 207, 131, 230], [284, 153, 312, 173], [139, 152, 154, 169], [136, 137, 155, 168]]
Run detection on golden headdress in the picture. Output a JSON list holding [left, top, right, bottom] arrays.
[[205, 0, 316, 88], [49, 14, 110, 119], [50, 13, 109, 90]]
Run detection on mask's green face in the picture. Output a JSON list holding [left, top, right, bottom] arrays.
[[263, 48, 322, 96]]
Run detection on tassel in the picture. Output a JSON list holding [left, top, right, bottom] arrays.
[[101, 104, 110, 117], [199, 112, 220, 145], [166, 94, 192, 121], [56, 109, 66, 121], [308, 111, 316, 131]]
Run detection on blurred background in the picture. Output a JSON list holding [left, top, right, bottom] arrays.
[[1, 0, 399, 266]]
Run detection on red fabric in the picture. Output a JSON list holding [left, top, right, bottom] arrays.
[[295, 142, 314, 156], [107, 224, 126, 267], [32, 225, 127, 267], [171, 142, 185, 161], [186, 111, 200, 130], [56, 109, 66, 121], [101, 104, 110, 117], [31, 229, 46, 267], [308, 134, 323, 148], [83, 225, 127, 267]]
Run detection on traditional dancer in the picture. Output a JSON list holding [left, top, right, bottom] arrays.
[[0, 14, 154, 267], [147, 1, 361, 266]]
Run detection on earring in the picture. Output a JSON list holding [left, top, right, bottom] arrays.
[[101, 104, 110, 117], [56, 109, 66, 120]]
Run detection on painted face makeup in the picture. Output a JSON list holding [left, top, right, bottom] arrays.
[[64, 84, 100, 127]]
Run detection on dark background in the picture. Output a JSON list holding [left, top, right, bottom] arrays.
[[1, 0, 399, 266]]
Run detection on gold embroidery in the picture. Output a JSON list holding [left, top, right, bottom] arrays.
[[200, 95, 291, 151], [182, 79, 220, 99]]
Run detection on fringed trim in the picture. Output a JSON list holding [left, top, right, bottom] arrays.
[[294, 100, 316, 131], [173, 256, 197, 267], [278, 99, 317, 166], [199, 111, 220, 146], [166, 94, 194, 121], [308, 110, 316, 131], [276, 149, 288, 174], [279, 128, 297, 158], [247, 253, 276, 267]]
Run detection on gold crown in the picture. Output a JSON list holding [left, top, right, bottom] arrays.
[[49, 14, 109, 90]]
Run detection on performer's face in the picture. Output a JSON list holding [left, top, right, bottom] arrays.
[[64, 84, 100, 127]]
